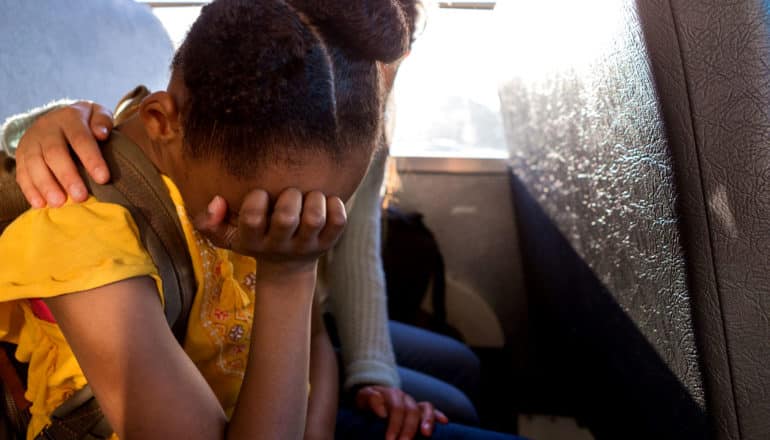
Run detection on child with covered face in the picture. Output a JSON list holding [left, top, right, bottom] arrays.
[[0, 0, 406, 438]]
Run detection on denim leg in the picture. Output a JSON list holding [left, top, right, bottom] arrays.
[[389, 321, 481, 402], [335, 407, 526, 440], [398, 366, 479, 425]]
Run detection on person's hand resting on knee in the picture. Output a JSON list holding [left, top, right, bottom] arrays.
[[355, 385, 449, 439]]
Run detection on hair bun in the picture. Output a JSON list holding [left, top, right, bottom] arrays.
[[288, 0, 410, 62]]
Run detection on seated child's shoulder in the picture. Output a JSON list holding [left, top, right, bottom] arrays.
[[4, 197, 140, 240], [0, 197, 158, 301]]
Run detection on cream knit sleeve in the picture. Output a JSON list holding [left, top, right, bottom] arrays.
[[328, 146, 401, 390], [1, 100, 76, 157]]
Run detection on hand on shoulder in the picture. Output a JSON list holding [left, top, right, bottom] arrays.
[[15, 101, 113, 208]]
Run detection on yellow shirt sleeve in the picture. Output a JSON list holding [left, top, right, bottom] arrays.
[[0, 197, 160, 301]]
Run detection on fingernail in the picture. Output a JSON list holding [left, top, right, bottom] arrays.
[[207, 197, 220, 215], [94, 167, 108, 183], [46, 191, 64, 206], [30, 196, 44, 209], [69, 184, 86, 200], [99, 126, 109, 137]]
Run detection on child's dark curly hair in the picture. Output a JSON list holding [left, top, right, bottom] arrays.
[[397, 0, 427, 45], [172, 0, 411, 177]]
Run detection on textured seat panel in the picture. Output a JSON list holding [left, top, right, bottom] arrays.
[[496, 1, 707, 437], [638, 1, 770, 438]]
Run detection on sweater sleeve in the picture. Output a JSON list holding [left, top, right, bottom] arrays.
[[1, 99, 76, 157], [328, 146, 401, 390]]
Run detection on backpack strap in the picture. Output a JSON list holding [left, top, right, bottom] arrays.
[[76, 130, 196, 341], [0, 154, 27, 234], [0, 133, 195, 343], [36, 386, 112, 440], [33, 131, 197, 440], [0, 344, 31, 435]]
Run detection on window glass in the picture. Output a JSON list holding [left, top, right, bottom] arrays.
[[390, 6, 507, 158], [148, 6, 201, 48]]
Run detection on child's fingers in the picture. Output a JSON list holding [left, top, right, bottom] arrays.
[[14, 158, 45, 208], [317, 196, 347, 248], [418, 402, 436, 437], [382, 388, 406, 440], [236, 189, 270, 250], [87, 103, 114, 142], [60, 102, 110, 184], [23, 150, 66, 207], [192, 196, 233, 247], [434, 409, 449, 424], [355, 387, 388, 418], [265, 188, 302, 247], [398, 394, 420, 440], [39, 135, 89, 202], [295, 191, 326, 250]]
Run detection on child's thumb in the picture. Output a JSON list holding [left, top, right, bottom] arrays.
[[193, 196, 234, 248]]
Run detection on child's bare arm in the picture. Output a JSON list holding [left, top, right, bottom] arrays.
[[305, 298, 339, 440], [46, 273, 318, 440], [198, 187, 347, 440], [48, 188, 346, 440], [46, 276, 229, 440]]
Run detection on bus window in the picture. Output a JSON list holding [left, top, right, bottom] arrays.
[[137, 1, 204, 48], [390, 2, 507, 159]]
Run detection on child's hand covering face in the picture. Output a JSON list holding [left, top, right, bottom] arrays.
[[193, 187, 346, 277]]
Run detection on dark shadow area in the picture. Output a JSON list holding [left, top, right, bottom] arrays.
[[508, 171, 708, 439], [475, 346, 521, 434]]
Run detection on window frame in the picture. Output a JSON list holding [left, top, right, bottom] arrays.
[[137, 1, 496, 9]]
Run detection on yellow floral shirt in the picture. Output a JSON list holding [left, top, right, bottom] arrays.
[[0, 176, 257, 439]]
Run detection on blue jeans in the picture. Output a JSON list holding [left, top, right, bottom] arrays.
[[390, 321, 481, 425], [335, 407, 525, 440], [327, 316, 487, 430]]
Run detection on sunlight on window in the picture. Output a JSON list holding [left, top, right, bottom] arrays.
[[390, 7, 507, 158], [151, 7, 201, 48], [494, 0, 625, 80]]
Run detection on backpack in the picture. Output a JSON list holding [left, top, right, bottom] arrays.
[[0, 90, 196, 439], [381, 206, 462, 341]]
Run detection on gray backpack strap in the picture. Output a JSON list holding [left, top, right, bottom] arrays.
[[33, 132, 197, 440], [77, 130, 196, 342], [0, 133, 195, 342], [35, 386, 111, 440], [0, 154, 28, 234]]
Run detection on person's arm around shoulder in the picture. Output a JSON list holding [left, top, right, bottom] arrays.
[[329, 147, 449, 439], [8, 101, 113, 208], [329, 146, 400, 390], [2, 99, 77, 156]]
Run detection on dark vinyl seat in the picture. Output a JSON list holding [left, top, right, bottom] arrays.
[[0, 0, 173, 123], [497, 1, 769, 439]]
